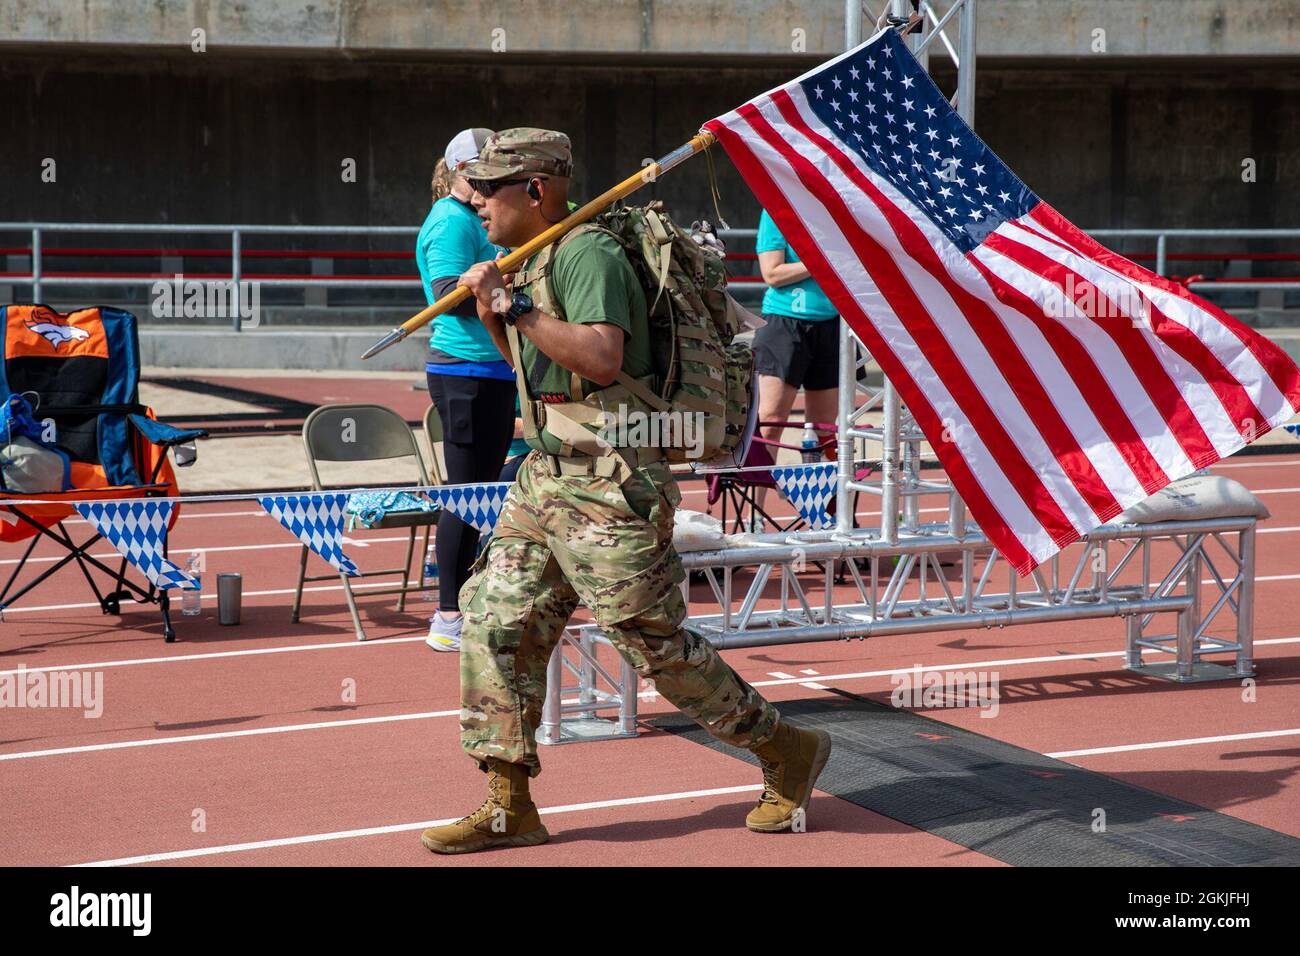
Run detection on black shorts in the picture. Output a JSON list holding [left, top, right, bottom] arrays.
[[753, 313, 841, 390]]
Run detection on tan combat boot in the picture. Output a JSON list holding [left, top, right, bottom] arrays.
[[420, 759, 550, 854], [745, 721, 832, 832]]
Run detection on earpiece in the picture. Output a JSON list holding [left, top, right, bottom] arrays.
[[526, 178, 542, 201]]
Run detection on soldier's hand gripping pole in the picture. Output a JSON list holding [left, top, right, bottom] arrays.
[[361, 130, 718, 360]]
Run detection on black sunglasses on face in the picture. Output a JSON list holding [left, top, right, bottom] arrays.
[[469, 176, 546, 198]]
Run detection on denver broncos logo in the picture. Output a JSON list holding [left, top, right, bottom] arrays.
[[25, 319, 90, 351]]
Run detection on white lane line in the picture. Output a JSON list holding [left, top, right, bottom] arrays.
[[748, 637, 1300, 688], [67, 722, 1300, 866], [799, 669, 820, 675], [64, 510, 270, 526], [0, 709, 460, 762], [0, 636, 427, 677], [6, 603, 1298, 684], [0, 577, 424, 615], [71, 783, 765, 867], [1, 534, 412, 567], [19, 492, 1298, 577], [1048, 727, 1300, 759], [8, 638, 1297, 763]]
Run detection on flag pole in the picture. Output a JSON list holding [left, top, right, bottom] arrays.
[[835, 0, 863, 537], [360, 130, 717, 361]]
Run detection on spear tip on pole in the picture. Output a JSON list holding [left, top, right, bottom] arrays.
[[361, 327, 407, 360]]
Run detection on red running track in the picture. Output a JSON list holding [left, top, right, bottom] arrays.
[[2, 454, 1298, 866]]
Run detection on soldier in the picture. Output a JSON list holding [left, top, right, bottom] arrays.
[[420, 129, 830, 855]]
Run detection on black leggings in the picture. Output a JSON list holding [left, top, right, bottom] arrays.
[[426, 372, 517, 612]]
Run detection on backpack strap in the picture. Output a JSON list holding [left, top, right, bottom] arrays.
[[504, 322, 542, 446], [642, 207, 676, 315], [515, 222, 616, 403]]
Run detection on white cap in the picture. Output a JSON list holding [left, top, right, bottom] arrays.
[[444, 128, 495, 173]]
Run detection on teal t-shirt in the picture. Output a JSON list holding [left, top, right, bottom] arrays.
[[755, 210, 838, 321], [416, 196, 504, 362]]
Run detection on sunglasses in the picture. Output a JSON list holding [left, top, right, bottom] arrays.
[[468, 176, 547, 198]]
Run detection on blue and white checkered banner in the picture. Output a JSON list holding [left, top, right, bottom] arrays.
[[432, 482, 511, 535], [75, 500, 197, 590], [771, 462, 837, 530], [257, 493, 359, 576]]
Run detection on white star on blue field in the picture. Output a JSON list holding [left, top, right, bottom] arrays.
[[799, 28, 1038, 253]]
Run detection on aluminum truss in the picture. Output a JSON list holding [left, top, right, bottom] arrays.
[[551, 511, 1258, 741], [538, 629, 640, 745], [673, 517, 1255, 681]]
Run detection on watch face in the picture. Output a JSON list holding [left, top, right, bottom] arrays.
[[512, 292, 533, 313]]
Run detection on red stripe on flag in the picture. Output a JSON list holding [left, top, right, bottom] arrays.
[[767, 90, 1122, 524], [985, 230, 1219, 468], [736, 100, 1079, 545], [703, 115, 1039, 571], [966, 250, 1171, 495], [1139, 297, 1268, 442], [1028, 203, 1300, 419], [1008, 217, 1269, 443]]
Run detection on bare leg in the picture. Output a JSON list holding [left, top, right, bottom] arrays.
[[803, 387, 840, 449], [753, 375, 797, 517]]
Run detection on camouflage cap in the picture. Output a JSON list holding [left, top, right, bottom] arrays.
[[460, 128, 574, 182]]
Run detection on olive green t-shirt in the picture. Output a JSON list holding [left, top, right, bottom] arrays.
[[519, 229, 652, 454]]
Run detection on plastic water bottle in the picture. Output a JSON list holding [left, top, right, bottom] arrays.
[[801, 422, 820, 463], [422, 545, 438, 601], [182, 552, 202, 616]]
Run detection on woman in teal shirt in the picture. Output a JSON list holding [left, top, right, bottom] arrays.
[[418, 128, 517, 652], [753, 208, 841, 455]]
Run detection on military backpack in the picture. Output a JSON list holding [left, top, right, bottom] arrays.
[[506, 201, 756, 480]]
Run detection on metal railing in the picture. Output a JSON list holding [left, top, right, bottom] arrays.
[[0, 221, 422, 330], [1, 221, 1297, 331], [722, 226, 1300, 293], [1088, 228, 1300, 292]]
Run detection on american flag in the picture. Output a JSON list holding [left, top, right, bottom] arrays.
[[705, 27, 1300, 574]]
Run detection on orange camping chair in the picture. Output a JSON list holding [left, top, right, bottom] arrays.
[[0, 305, 207, 641]]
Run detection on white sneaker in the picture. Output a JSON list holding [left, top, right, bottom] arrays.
[[426, 611, 464, 652]]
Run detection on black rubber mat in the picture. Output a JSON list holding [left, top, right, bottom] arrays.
[[653, 691, 1300, 866]]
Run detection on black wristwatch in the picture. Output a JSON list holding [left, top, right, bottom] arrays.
[[501, 291, 533, 326]]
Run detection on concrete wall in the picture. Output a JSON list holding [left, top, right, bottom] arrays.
[[4, 0, 1300, 58], [2, 50, 1297, 235]]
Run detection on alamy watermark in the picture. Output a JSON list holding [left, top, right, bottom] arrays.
[[1042, 273, 1149, 328], [890, 664, 1000, 718], [594, 404, 708, 459], [151, 273, 261, 326], [50, 886, 150, 936], [0, 664, 103, 718]]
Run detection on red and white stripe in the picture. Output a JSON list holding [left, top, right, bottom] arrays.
[[705, 81, 1300, 574]]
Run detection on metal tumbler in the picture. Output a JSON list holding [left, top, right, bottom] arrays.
[[216, 573, 242, 625]]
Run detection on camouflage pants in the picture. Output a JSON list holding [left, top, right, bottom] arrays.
[[458, 451, 779, 775]]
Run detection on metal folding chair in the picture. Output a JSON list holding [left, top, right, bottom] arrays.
[[291, 403, 440, 641], [707, 420, 857, 533]]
